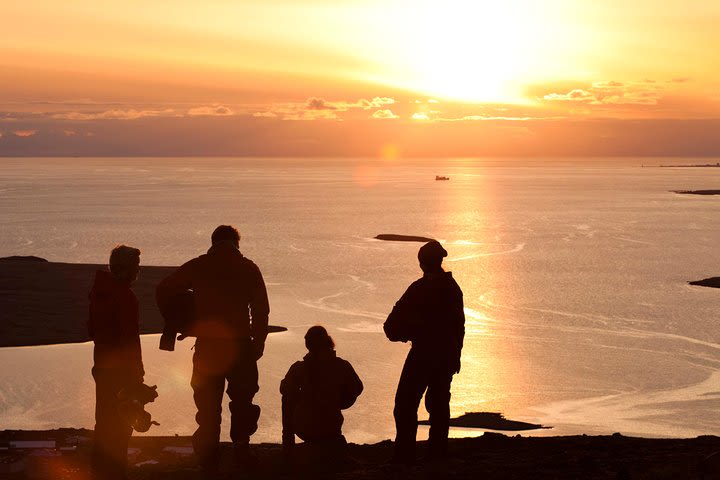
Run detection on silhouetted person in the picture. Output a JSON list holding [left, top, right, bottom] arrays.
[[88, 245, 144, 480], [156, 225, 269, 473], [384, 240, 465, 464], [280, 326, 363, 451]]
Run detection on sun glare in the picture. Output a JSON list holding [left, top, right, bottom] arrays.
[[369, 0, 558, 104]]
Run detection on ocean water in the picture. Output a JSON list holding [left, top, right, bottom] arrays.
[[1, 156, 719, 443]]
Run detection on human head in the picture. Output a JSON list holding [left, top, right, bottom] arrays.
[[304, 325, 335, 353], [417, 240, 447, 273], [109, 245, 141, 282], [211, 225, 240, 248]]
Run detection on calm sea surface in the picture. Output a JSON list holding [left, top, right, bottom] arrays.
[[1, 157, 719, 443]]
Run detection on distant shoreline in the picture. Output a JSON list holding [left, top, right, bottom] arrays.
[[0, 257, 285, 348]]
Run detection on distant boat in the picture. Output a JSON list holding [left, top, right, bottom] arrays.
[[435, 175, 450, 181]]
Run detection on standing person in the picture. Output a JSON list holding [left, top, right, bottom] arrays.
[[156, 225, 270, 473], [280, 326, 363, 450], [88, 245, 144, 480], [384, 240, 465, 464]]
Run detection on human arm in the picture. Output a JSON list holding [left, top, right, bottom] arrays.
[[339, 361, 364, 409], [249, 264, 270, 359], [383, 283, 419, 342], [156, 261, 194, 313], [279, 362, 303, 397], [156, 262, 194, 351], [452, 289, 465, 374]]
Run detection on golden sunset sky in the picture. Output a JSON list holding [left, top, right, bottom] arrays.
[[1, 0, 719, 156]]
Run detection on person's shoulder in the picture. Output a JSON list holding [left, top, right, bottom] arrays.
[[334, 356, 356, 370], [238, 255, 264, 275], [442, 271, 462, 289], [451, 275, 464, 295], [286, 360, 306, 375], [178, 255, 202, 270]]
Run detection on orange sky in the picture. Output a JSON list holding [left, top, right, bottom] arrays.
[[1, 0, 719, 156]]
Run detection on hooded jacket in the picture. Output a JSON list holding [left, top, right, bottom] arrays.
[[88, 270, 144, 380], [384, 271, 465, 373], [156, 242, 269, 341], [280, 350, 363, 441]]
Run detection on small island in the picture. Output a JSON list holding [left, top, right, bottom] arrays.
[[659, 162, 720, 168], [672, 190, 720, 196], [689, 277, 720, 289], [419, 412, 549, 431], [375, 234, 435, 243]]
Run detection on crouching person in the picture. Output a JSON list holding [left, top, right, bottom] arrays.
[[280, 326, 363, 460], [88, 245, 145, 480]]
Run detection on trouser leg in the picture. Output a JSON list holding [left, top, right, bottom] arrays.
[[426, 372, 453, 457], [281, 393, 298, 446], [191, 350, 226, 466], [392, 350, 428, 461], [226, 341, 260, 444], [92, 368, 132, 480]]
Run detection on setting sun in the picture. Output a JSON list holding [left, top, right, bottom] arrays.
[[2, 1, 720, 477], [368, 0, 552, 103]]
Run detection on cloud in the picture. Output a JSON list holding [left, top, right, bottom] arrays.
[[283, 110, 340, 121], [12, 130, 37, 137], [305, 96, 395, 111], [252, 96, 396, 121], [306, 97, 337, 110], [436, 115, 553, 122], [3, 115, 720, 157], [51, 109, 176, 121], [355, 97, 395, 110], [372, 109, 399, 119], [542, 80, 664, 106], [543, 89, 597, 103], [412, 113, 430, 121], [187, 105, 234, 116]]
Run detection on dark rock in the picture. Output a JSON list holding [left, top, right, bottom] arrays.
[[672, 190, 720, 195], [419, 412, 549, 431], [375, 234, 435, 243], [689, 277, 720, 289], [0, 256, 48, 263]]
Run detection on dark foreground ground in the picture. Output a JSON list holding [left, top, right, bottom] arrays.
[[4, 429, 720, 479]]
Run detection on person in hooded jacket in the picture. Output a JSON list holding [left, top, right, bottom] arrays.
[[384, 240, 465, 464], [88, 245, 144, 480], [156, 225, 269, 472], [280, 326, 363, 449]]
